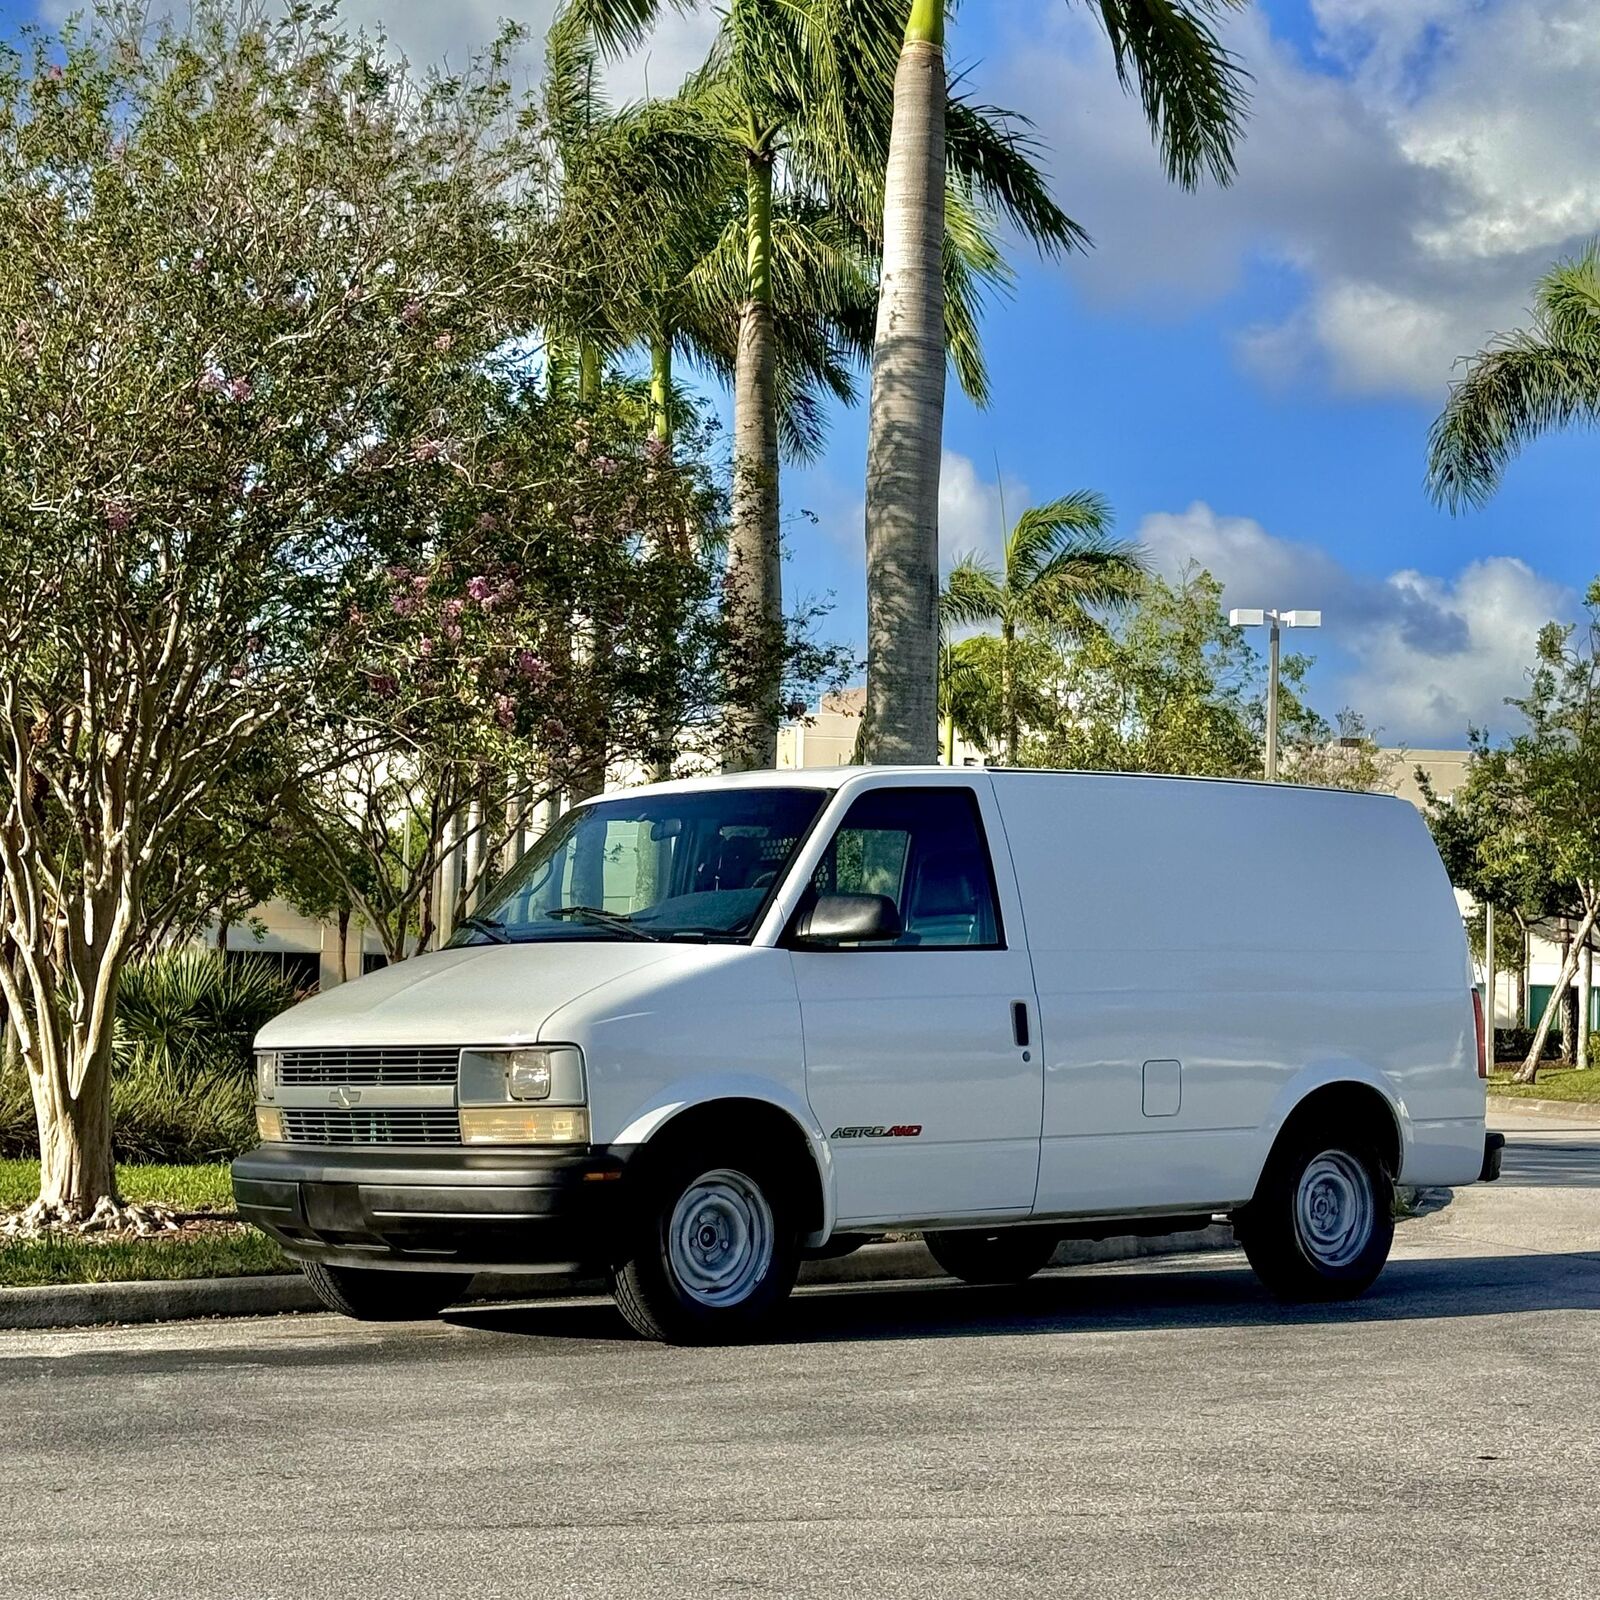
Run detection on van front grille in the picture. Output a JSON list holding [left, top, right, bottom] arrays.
[[279, 1108, 461, 1146], [277, 1047, 461, 1088]]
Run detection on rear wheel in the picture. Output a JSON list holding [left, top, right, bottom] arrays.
[[1237, 1134, 1394, 1301], [301, 1262, 470, 1322], [610, 1157, 800, 1343], [924, 1226, 1059, 1285]]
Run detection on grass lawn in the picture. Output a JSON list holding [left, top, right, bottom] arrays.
[[0, 1157, 288, 1289], [1487, 1067, 1600, 1103]]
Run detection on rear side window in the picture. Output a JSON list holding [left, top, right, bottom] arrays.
[[809, 788, 1002, 949]]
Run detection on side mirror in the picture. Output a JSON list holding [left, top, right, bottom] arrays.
[[793, 893, 902, 948]]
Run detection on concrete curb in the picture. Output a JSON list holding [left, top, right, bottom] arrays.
[[1488, 1095, 1600, 1125], [0, 1225, 1236, 1333]]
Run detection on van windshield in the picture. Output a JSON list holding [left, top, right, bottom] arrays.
[[450, 787, 829, 946]]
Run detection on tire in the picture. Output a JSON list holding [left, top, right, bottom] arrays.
[[924, 1226, 1059, 1285], [609, 1156, 800, 1344], [1236, 1133, 1394, 1302], [301, 1262, 470, 1322]]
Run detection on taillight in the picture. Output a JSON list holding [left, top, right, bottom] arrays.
[[1472, 988, 1487, 1077]]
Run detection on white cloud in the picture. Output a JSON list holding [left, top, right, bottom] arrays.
[[938, 451, 1030, 567], [1137, 501, 1571, 742], [989, 0, 1600, 399]]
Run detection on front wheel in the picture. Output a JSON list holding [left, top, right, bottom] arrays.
[[924, 1226, 1059, 1285], [1236, 1136, 1394, 1301], [301, 1262, 470, 1322], [609, 1159, 800, 1343]]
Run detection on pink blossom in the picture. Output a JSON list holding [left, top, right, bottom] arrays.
[[466, 576, 493, 604], [443, 598, 466, 621], [392, 593, 418, 618], [443, 621, 463, 643], [400, 299, 424, 326], [494, 695, 516, 730], [386, 564, 412, 583], [226, 375, 253, 403], [515, 650, 549, 684], [593, 455, 618, 477], [644, 435, 670, 462], [369, 673, 398, 699], [103, 500, 132, 533], [433, 332, 454, 353], [475, 511, 501, 533], [45, 64, 63, 83], [417, 637, 434, 658], [197, 368, 228, 396]]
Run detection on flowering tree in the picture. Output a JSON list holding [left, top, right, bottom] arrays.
[[288, 388, 745, 963], [0, 3, 546, 1225]]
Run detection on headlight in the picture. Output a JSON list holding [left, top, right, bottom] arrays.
[[458, 1046, 585, 1107], [256, 1106, 285, 1142], [459, 1106, 589, 1146], [255, 1051, 279, 1103]]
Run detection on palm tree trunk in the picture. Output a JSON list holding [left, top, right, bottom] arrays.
[[1001, 617, 1018, 766], [862, 0, 947, 766], [650, 336, 672, 449], [578, 338, 601, 402], [725, 150, 782, 773]]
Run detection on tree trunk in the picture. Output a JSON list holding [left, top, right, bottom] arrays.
[[862, 4, 947, 766], [336, 909, 351, 986], [578, 338, 601, 403], [1002, 618, 1019, 766], [1517, 901, 1600, 1082], [29, 1028, 118, 1217], [1581, 938, 1593, 1070], [651, 336, 673, 450], [724, 150, 782, 774]]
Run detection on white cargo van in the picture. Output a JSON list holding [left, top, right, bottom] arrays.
[[234, 767, 1500, 1342]]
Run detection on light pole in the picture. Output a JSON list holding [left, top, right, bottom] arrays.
[[1228, 608, 1322, 781]]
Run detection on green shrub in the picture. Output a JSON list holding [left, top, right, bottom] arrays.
[[1492, 1025, 1564, 1064], [0, 950, 293, 1163]]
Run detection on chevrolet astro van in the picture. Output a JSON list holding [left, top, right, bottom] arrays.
[[233, 767, 1502, 1342]]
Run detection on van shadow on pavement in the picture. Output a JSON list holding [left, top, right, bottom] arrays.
[[447, 1247, 1600, 1347]]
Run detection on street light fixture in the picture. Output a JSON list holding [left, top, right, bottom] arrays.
[[1228, 607, 1322, 781]]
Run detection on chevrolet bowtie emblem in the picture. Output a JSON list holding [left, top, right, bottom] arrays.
[[330, 1087, 362, 1108]]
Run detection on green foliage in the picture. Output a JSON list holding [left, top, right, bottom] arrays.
[[113, 950, 293, 1081], [1429, 240, 1600, 510], [1492, 1026, 1564, 1065], [0, 951, 287, 1163]]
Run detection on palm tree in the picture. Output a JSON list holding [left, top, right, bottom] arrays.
[[568, 1, 1085, 771], [1428, 243, 1600, 509], [862, 0, 1249, 765], [940, 493, 1146, 765]]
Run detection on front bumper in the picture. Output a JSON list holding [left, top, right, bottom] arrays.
[[231, 1144, 629, 1275]]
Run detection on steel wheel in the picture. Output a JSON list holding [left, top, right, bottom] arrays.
[[666, 1168, 775, 1310], [1293, 1150, 1377, 1270]]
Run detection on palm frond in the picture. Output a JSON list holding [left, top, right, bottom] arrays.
[[560, 0, 701, 59], [1535, 240, 1600, 353], [1089, 0, 1249, 189], [944, 96, 1090, 258], [941, 555, 1006, 628], [1427, 335, 1600, 511], [1007, 492, 1117, 588]]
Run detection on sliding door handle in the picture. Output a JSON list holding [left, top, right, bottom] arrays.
[[1012, 1001, 1030, 1049]]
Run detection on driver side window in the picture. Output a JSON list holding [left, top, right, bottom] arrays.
[[810, 788, 1001, 949]]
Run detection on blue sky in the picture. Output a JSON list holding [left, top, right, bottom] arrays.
[[15, 0, 1600, 745]]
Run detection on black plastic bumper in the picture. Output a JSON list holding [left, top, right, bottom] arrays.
[[1480, 1131, 1506, 1184], [230, 1144, 629, 1274]]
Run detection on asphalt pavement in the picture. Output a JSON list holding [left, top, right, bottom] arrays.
[[3, 1108, 1597, 1600]]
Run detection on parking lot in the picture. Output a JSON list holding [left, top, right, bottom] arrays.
[[3, 1108, 1597, 1600]]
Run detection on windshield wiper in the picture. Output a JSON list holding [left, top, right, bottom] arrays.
[[457, 913, 510, 945], [546, 905, 661, 942]]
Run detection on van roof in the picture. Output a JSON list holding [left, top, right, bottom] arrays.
[[609, 765, 1408, 806]]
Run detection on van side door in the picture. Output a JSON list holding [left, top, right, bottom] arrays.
[[783, 780, 1042, 1227]]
